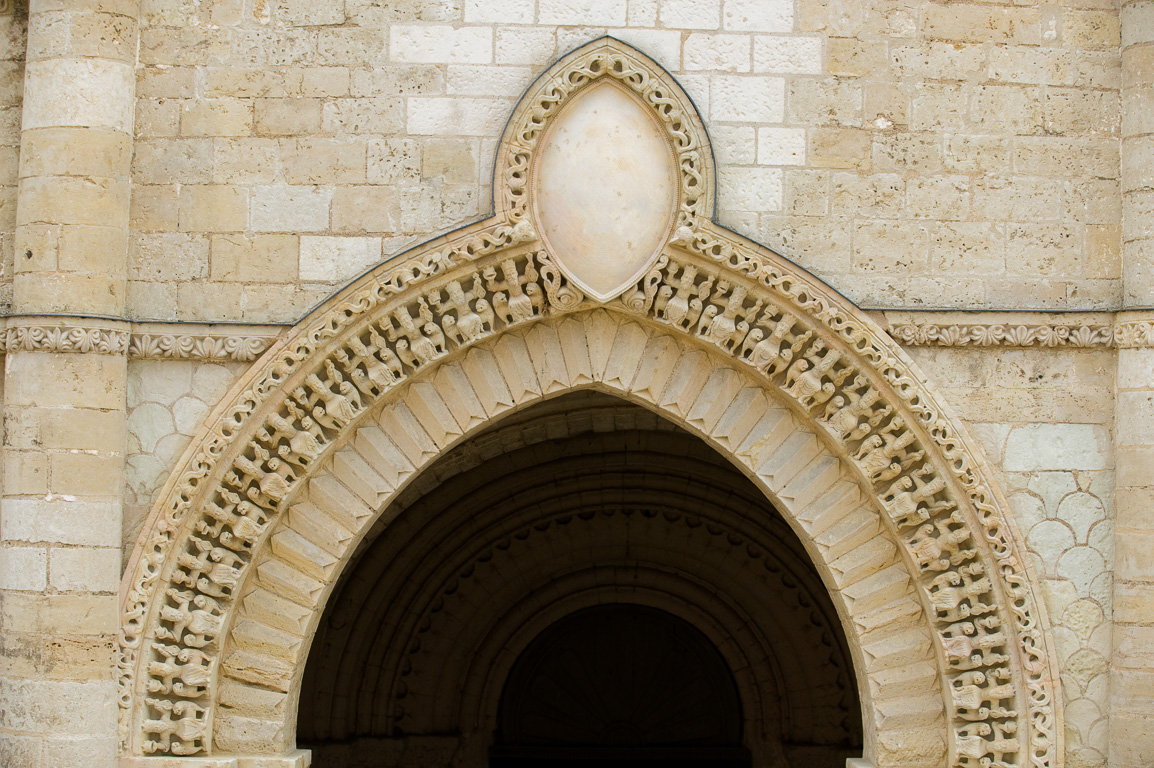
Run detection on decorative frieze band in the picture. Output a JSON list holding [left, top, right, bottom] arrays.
[[886, 322, 1116, 348], [0, 317, 281, 361], [1115, 318, 1154, 348], [1, 314, 1150, 358], [3, 323, 131, 355], [884, 311, 1154, 348]]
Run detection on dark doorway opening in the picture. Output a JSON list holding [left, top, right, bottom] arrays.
[[297, 392, 863, 767], [491, 604, 751, 768]]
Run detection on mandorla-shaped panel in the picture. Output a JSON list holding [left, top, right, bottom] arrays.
[[532, 80, 679, 301]]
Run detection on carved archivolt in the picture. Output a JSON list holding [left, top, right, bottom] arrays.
[[121, 38, 1061, 768]]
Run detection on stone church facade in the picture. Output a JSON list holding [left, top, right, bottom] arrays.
[[0, 1, 1150, 768]]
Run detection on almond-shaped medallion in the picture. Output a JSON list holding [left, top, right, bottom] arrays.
[[531, 80, 679, 302]]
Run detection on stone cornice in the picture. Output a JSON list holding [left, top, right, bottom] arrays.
[[0, 311, 1149, 359], [1, 316, 131, 355], [880, 310, 1154, 348], [0, 317, 283, 361]]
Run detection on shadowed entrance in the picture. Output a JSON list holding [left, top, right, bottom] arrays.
[[296, 392, 862, 768], [492, 604, 748, 768]]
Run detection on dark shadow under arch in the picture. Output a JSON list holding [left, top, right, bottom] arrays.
[[493, 603, 748, 768], [297, 392, 862, 768]]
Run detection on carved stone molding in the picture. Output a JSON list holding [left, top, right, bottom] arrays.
[[5, 312, 1146, 360], [887, 321, 1116, 348], [128, 323, 281, 362], [883, 309, 1154, 348], [0, 316, 131, 355], [0, 317, 281, 361], [1115, 313, 1154, 348], [120, 38, 1060, 768]]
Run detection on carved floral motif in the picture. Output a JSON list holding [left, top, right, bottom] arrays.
[[128, 334, 274, 361], [888, 322, 1115, 348], [121, 231, 1060, 766], [0, 321, 276, 361], [1115, 319, 1154, 348], [3, 324, 130, 354]]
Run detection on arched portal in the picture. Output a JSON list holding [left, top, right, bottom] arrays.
[[295, 392, 862, 767], [119, 37, 1061, 768]]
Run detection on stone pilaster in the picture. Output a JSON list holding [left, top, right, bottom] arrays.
[[0, 1, 137, 766], [1116, 4, 1154, 761], [1124, 0, 1154, 309], [1109, 315, 1154, 768]]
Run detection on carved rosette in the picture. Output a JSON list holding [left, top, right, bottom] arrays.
[[120, 39, 1060, 768]]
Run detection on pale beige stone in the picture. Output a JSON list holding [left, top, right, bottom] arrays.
[[211, 234, 298, 283], [299, 236, 380, 281], [534, 82, 677, 301], [255, 99, 322, 136], [0, 19, 1144, 768], [22, 59, 134, 132], [178, 186, 249, 233]]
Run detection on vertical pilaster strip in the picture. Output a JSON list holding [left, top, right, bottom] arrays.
[[1110, 318, 1154, 768], [1116, 3, 1154, 760], [0, 1, 138, 766], [1123, 1, 1154, 308]]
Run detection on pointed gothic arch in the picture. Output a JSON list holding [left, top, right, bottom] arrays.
[[119, 38, 1060, 768]]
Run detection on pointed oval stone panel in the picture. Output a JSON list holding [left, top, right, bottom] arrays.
[[531, 80, 679, 302]]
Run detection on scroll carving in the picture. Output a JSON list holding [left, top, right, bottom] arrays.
[[128, 333, 274, 361]]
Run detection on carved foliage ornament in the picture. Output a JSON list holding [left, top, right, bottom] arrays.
[[887, 322, 1115, 348], [121, 38, 1060, 768], [0, 318, 277, 361]]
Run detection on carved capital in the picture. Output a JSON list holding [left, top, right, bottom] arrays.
[[1115, 312, 1154, 348]]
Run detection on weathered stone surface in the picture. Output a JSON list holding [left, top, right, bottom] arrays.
[[0, 8, 1147, 768]]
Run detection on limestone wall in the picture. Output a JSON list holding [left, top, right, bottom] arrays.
[[0, 9, 24, 314], [0, 1, 1145, 767], [907, 343, 1115, 768], [128, 0, 1121, 324]]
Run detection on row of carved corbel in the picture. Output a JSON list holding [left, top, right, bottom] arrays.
[[0, 317, 281, 361]]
